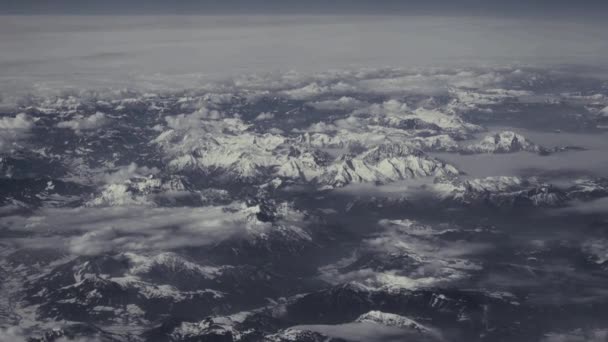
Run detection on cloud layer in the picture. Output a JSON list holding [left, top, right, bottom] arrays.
[[1, 15, 607, 99], [6, 203, 262, 255]]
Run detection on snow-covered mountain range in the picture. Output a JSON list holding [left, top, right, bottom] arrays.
[[1, 66, 608, 342]]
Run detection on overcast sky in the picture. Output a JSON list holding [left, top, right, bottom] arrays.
[[2, 0, 608, 17], [1, 1, 607, 97]]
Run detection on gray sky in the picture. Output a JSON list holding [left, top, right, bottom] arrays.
[[2, 0, 608, 17], [1, 14, 607, 98], [1, 0, 607, 97]]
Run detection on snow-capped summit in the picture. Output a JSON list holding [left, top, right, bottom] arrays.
[[2, 65, 608, 342], [356, 310, 439, 336], [463, 131, 539, 154], [320, 144, 459, 187], [418, 176, 570, 208]]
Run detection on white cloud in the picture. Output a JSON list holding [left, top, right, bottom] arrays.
[[0, 113, 34, 130], [0, 327, 28, 342], [6, 201, 311, 257], [8, 203, 265, 256], [291, 322, 428, 342], [582, 239, 608, 264], [101, 162, 159, 184], [319, 219, 485, 290], [1, 15, 607, 100], [433, 145, 608, 178], [254, 112, 274, 121], [280, 81, 357, 100], [308, 96, 367, 111], [0, 113, 35, 152], [57, 112, 108, 131], [555, 197, 608, 215], [305, 121, 339, 133], [164, 107, 223, 130], [542, 329, 608, 342]]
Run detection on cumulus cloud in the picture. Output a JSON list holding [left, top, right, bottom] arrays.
[[57, 112, 108, 131], [304, 121, 339, 133], [254, 112, 274, 121], [101, 162, 159, 184], [0, 113, 35, 130], [164, 107, 223, 130], [0, 113, 35, 152]]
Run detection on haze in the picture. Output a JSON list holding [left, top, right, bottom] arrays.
[[1, 15, 608, 96]]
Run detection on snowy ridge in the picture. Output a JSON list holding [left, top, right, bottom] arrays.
[[155, 111, 460, 187], [320, 143, 459, 187], [463, 131, 539, 154], [356, 310, 439, 336], [430, 176, 582, 207], [1, 65, 607, 341]]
